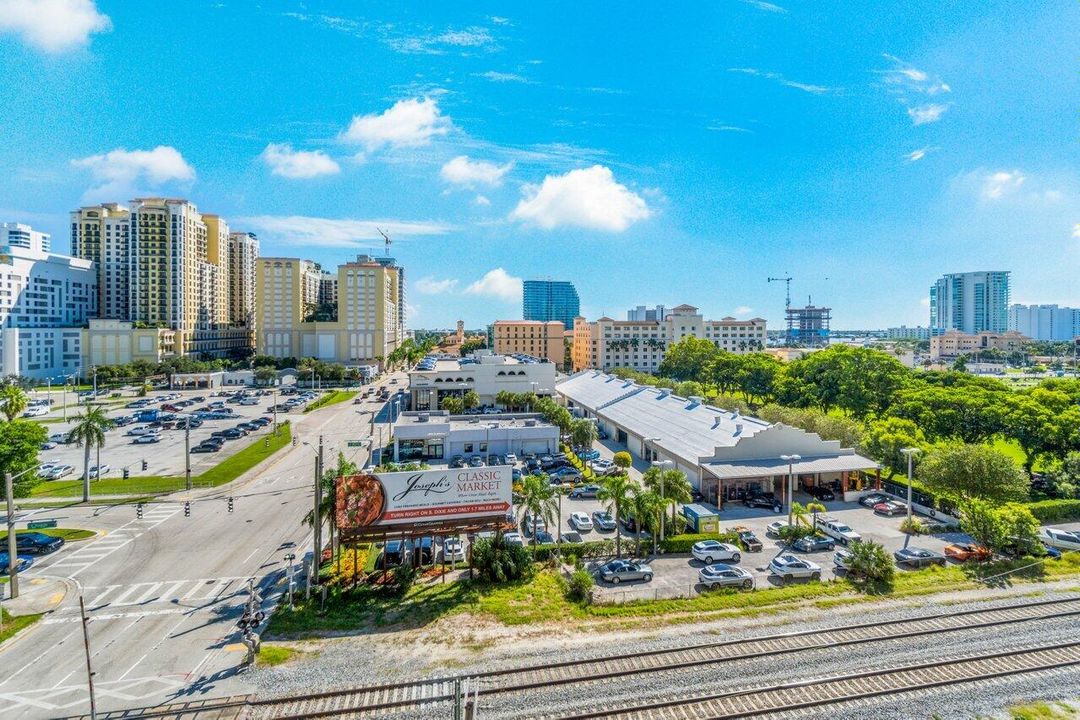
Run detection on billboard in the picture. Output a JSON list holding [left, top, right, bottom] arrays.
[[336, 466, 512, 529]]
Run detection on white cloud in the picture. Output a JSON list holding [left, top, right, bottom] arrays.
[[440, 155, 513, 188], [340, 97, 451, 152], [0, 0, 110, 53], [260, 143, 340, 179], [734, 306, 754, 316], [907, 103, 949, 126], [474, 195, 491, 207], [476, 70, 528, 83], [904, 146, 937, 163], [728, 67, 832, 95], [510, 165, 651, 232], [236, 215, 451, 248], [72, 146, 194, 200], [464, 268, 523, 302], [880, 54, 950, 95], [920, 297, 931, 308], [981, 170, 1026, 200], [1073, 224, 1080, 239], [388, 26, 496, 55], [414, 277, 459, 294], [707, 124, 753, 134], [740, 0, 787, 13]]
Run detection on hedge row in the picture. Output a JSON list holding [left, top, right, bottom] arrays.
[[659, 532, 741, 553], [530, 539, 616, 561], [1024, 499, 1080, 522]]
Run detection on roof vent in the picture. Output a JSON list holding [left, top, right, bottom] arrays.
[[622, 380, 635, 388], [734, 422, 744, 436], [469, 418, 480, 424], [657, 389, 670, 399], [524, 419, 536, 427], [688, 395, 704, 404], [712, 416, 723, 430], [418, 413, 429, 423]]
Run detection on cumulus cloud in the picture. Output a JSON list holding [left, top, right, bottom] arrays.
[[340, 97, 451, 153], [734, 306, 754, 316], [1074, 224, 1080, 239], [72, 146, 194, 201], [414, 277, 458, 294], [510, 165, 651, 232], [236, 215, 450, 248], [474, 195, 491, 207], [261, 143, 340, 179], [440, 156, 513, 188], [907, 103, 949, 126], [0, 0, 110, 53], [981, 170, 1026, 200], [464, 268, 523, 302]]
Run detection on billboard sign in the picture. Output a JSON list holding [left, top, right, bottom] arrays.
[[336, 466, 512, 529]]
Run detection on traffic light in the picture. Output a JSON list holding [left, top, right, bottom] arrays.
[[227, 497, 234, 513], [123, 467, 130, 479], [184, 501, 191, 517], [141, 459, 148, 471], [264, 437, 270, 448], [136, 502, 144, 519]]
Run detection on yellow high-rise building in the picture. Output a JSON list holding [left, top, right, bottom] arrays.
[[70, 203, 131, 320]]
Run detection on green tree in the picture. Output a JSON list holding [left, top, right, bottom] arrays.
[[304, 452, 358, 560], [254, 366, 277, 385], [805, 501, 827, 528], [642, 465, 693, 528], [958, 497, 1005, 551], [440, 395, 464, 414], [917, 444, 1028, 504], [598, 474, 636, 558], [658, 336, 717, 382], [631, 489, 666, 556], [570, 418, 598, 451], [471, 536, 533, 582], [612, 451, 632, 471], [996, 502, 1042, 556], [1001, 389, 1080, 474], [889, 384, 1004, 444], [462, 390, 480, 410], [707, 351, 744, 395], [459, 338, 486, 356], [845, 540, 895, 583], [516, 474, 558, 552], [0, 419, 47, 498], [0, 384, 29, 422], [734, 353, 781, 405], [860, 417, 929, 478], [66, 406, 113, 503], [674, 381, 704, 398]]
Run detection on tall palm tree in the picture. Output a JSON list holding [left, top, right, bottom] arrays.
[[570, 419, 598, 452], [0, 384, 28, 422], [305, 452, 358, 564], [790, 501, 810, 527], [643, 466, 693, 530], [67, 406, 112, 503], [598, 474, 635, 558], [516, 474, 557, 554], [806, 501, 827, 530], [631, 489, 665, 557]]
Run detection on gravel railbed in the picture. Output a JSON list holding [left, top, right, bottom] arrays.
[[251, 588, 1080, 719]]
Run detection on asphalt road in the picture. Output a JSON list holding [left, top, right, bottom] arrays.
[[0, 375, 396, 719]]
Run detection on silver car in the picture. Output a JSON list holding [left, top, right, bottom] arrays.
[[599, 560, 653, 584], [768, 554, 822, 582], [699, 563, 754, 590]]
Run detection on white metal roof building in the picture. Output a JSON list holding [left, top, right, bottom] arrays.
[[392, 411, 559, 462], [556, 371, 879, 506]]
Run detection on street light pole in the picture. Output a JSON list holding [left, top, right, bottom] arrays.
[[5, 466, 36, 599], [79, 594, 97, 720], [780, 454, 801, 526], [901, 447, 921, 522], [185, 423, 192, 491], [314, 434, 324, 586]]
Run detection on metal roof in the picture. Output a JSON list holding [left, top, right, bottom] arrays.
[[704, 454, 879, 480]]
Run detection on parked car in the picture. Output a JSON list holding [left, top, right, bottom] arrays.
[[442, 537, 466, 563], [522, 514, 547, 536], [549, 467, 582, 483], [469, 455, 485, 468], [894, 546, 946, 568], [769, 554, 822, 582], [40, 441, 57, 451], [745, 492, 781, 512], [590, 459, 615, 474], [0, 552, 34, 574], [133, 434, 161, 444], [48, 432, 70, 444], [691, 540, 741, 564], [814, 516, 862, 546], [22, 405, 49, 418], [16, 532, 64, 555], [503, 532, 525, 547], [599, 560, 653, 584], [191, 442, 221, 453], [1040, 527, 1080, 552], [577, 448, 601, 461], [45, 464, 74, 480], [238, 422, 260, 432], [592, 511, 617, 531], [792, 534, 836, 553], [449, 455, 466, 468], [699, 563, 754, 590], [569, 512, 593, 531], [381, 539, 414, 566], [859, 493, 891, 508], [766, 520, 794, 538], [873, 501, 907, 516], [944, 543, 992, 562], [221, 428, 245, 440], [570, 484, 601, 499], [504, 453, 518, 465], [805, 485, 835, 501], [534, 530, 555, 544], [733, 526, 763, 552], [559, 531, 584, 544], [126, 426, 157, 436], [833, 547, 855, 571], [88, 464, 111, 479]]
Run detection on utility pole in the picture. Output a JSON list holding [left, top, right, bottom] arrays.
[[5, 472, 18, 599], [272, 389, 278, 436], [185, 423, 192, 491], [79, 595, 97, 720], [313, 435, 324, 587]]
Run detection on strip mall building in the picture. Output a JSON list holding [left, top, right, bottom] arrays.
[[557, 371, 879, 506]]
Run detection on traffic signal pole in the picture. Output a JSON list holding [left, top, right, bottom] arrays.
[[185, 424, 192, 491]]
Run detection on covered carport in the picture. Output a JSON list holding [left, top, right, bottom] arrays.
[[702, 454, 881, 509]]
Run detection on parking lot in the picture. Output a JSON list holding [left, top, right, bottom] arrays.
[[34, 387, 308, 481]]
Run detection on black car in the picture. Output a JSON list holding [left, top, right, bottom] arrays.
[[238, 422, 260, 432], [744, 492, 781, 511], [250, 418, 270, 427], [222, 428, 245, 440], [191, 443, 221, 453], [805, 486, 835, 501], [541, 459, 572, 471], [16, 532, 63, 555], [449, 455, 466, 469]]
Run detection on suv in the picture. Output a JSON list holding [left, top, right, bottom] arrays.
[[691, 540, 741, 564], [769, 554, 822, 582], [570, 484, 601, 499]]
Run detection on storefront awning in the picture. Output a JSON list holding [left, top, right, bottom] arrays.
[[704, 454, 879, 481]]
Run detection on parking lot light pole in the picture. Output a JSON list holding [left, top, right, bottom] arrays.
[[780, 454, 801, 526], [900, 447, 921, 522], [5, 466, 37, 599]]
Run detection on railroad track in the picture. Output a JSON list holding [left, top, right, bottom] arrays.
[[61, 596, 1080, 720], [550, 641, 1080, 720]]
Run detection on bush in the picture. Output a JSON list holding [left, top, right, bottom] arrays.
[[471, 536, 534, 583], [1025, 499, 1080, 523], [777, 525, 815, 544], [390, 562, 418, 596], [565, 569, 594, 604], [845, 540, 895, 583], [899, 517, 927, 535], [659, 532, 741, 553], [531, 539, 615, 561]]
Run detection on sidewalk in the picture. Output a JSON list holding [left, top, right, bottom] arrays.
[[3, 576, 69, 615]]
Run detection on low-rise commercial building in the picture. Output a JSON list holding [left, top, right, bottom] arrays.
[[392, 411, 559, 462], [929, 329, 1030, 360], [82, 319, 177, 367], [408, 351, 557, 411], [557, 371, 878, 506], [492, 320, 565, 367], [572, 304, 767, 373]]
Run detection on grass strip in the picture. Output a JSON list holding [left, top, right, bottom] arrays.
[[0, 608, 41, 646], [0, 528, 95, 542], [303, 391, 357, 413]]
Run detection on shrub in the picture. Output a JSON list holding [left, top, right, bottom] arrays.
[[1025, 499, 1080, 523], [471, 536, 534, 583], [845, 540, 895, 583], [659, 532, 741, 553], [565, 569, 594, 604], [390, 562, 418, 596], [531, 540, 615, 561], [777, 525, 815, 544], [899, 517, 927, 535]]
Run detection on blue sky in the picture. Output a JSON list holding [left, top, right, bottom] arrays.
[[1, 1, 1077, 330]]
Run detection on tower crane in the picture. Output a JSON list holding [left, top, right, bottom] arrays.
[[767, 275, 793, 310], [377, 227, 392, 256]]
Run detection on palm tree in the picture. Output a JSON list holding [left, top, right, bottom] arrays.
[[305, 452, 358, 564], [0, 384, 28, 421], [790, 501, 810, 528], [67, 406, 112, 503], [632, 489, 665, 557], [598, 474, 635, 558], [806, 501, 827, 530], [643, 466, 693, 531], [570, 419, 598, 452], [462, 390, 480, 410], [517, 474, 557, 553], [440, 395, 464, 414]]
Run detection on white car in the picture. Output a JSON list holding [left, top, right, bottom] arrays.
[[22, 406, 49, 418], [88, 464, 111, 479], [504, 453, 518, 465], [239, 398, 258, 406], [692, 540, 741, 564], [133, 434, 161, 444], [699, 563, 754, 590], [442, 537, 466, 563], [126, 426, 157, 436], [814, 517, 862, 546], [766, 520, 794, 538], [1041, 527, 1080, 552], [503, 532, 525, 547], [769, 554, 823, 582], [569, 512, 593, 531]]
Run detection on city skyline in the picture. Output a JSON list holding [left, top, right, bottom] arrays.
[[1, 2, 1077, 330]]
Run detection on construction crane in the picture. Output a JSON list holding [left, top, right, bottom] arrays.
[[377, 227, 392, 256], [768, 275, 793, 310]]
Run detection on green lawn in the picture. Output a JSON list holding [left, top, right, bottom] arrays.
[[991, 437, 1049, 473], [0, 528, 95, 542], [0, 608, 41, 645], [267, 553, 1080, 638], [30, 423, 292, 498], [303, 391, 357, 413], [256, 644, 308, 666]]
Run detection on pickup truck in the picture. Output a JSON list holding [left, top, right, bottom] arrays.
[[813, 516, 862, 546]]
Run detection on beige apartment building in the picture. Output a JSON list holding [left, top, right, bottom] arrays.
[[257, 254, 403, 364], [227, 231, 259, 327], [929, 329, 1030, 360], [492, 320, 565, 367], [572, 303, 768, 372], [71, 203, 131, 320]]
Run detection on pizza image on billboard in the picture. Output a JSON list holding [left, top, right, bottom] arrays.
[[337, 466, 512, 530]]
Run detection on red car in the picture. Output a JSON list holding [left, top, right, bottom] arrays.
[[873, 501, 907, 516], [944, 543, 992, 562]]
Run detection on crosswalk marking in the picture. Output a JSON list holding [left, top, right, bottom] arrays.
[[79, 576, 247, 611]]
